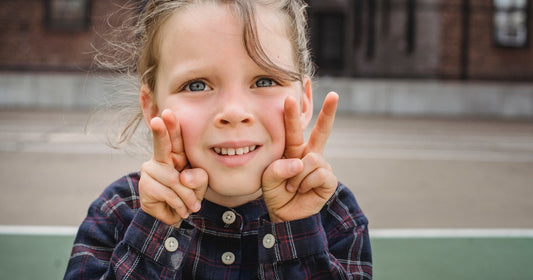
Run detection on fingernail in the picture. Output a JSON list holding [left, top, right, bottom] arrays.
[[286, 183, 295, 193], [193, 201, 201, 212], [289, 160, 300, 173], [181, 170, 192, 184]]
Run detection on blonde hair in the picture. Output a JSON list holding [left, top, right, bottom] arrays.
[[97, 0, 313, 148]]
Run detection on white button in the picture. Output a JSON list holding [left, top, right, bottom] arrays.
[[263, 233, 276, 249], [222, 210, 236, 225], [221, 251, 235, 265], [164, 237, 179, 252]]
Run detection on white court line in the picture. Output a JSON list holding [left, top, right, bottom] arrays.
[[1, 225, 533, 238], [370, 228, 533, 238], [0, 225, 78, 236], [324, 148, 533, 162]]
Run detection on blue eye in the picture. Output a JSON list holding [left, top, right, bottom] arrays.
[[255, 78, 277, 88], [186, 81, 209, 91]]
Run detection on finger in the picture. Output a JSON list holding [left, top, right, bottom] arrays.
[[298, 167, 337, 197], [139, 172, 190, 221], [142, 161, 202, 213], [284, 96, 305, 159], [166, 182, 201, 214], [285, 152, 327, 193], [161, 109, 188, 171], [150, 116, 172, 164], [307, 92, 338, 154], [155, 186, 189, 220], [178, 168, 209, 213], [141, 161, 203, 214], [180, 168, 209, 201], [141, 160, 181, 188], [262, 158, 303, 191]]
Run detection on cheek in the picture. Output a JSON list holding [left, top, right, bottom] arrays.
[[270, 131, 286, 160], [167, 104, 206, 159], [179, 116, 202, 142], [258, 99, 286, 157], [180, 121, 206, 168]]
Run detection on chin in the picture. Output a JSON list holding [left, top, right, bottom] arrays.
[[205, 173, 263, 205], [209, 180, 261, 196]]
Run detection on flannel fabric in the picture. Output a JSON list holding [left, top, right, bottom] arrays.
[[64, 172, 372, 279]]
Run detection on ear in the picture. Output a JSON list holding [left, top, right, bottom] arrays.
[[299, 77, 313, 129], [139, 84, 159, 127]]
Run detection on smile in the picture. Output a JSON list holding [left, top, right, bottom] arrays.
[[213, 145, 257, 156]]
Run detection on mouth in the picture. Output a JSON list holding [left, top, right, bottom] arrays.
[[212, 145, 257, 156]]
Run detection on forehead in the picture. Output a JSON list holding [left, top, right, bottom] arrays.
[[157, 2, 295, 71], [253, 4, 295, 66]]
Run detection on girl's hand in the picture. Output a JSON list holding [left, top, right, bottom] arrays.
[[262, 92, 339, 223], [139, 109, 208, 226]]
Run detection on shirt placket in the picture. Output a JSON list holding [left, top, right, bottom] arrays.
[[202, 208, 246, 279]]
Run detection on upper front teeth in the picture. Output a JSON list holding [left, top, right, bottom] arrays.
[[214, 145, 256, 156]]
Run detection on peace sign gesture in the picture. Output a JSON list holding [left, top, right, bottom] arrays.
[[139, 109, 208, 226], [262, 92, 339, 223]]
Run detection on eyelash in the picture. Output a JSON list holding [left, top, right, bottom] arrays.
[[180, 79, 211, 92], [178, 77, 281, 93], [253, 77, 278, 88]]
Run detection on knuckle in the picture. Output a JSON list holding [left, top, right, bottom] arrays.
[[180, 170, 196, 187], [138, 178, 153, 194], [305, 153, 321, 165], [171, 197, 186, 213], [168, 172, 180, 187], [140, 161, 151, 172], [273, 160, 289, 178], [174, 200, 185, 210], [272, 160, 283, 174], [316, 168, 329, 181], [186, 193, 198, 207]]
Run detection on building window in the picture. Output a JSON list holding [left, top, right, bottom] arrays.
[[310, 12, 346, 74], [45, 0, 91, 31], [493, 0, 530, 47]]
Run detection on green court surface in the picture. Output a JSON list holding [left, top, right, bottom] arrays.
[[372, 237, 533, 279], [0, 234, 75, 279], [1, 231, 532, 279]]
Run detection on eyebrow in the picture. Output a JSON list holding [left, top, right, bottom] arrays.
[[165, 60, 212, 87]]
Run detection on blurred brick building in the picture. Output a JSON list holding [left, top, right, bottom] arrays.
[[0, 0, 133, 72], [309, 0, 532, 80], [0, 0, 532, 81]]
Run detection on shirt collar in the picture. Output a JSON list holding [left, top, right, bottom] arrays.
[[190, 197, 268, 226]]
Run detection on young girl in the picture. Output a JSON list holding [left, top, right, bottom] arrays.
[[65, 0, 372, 279]]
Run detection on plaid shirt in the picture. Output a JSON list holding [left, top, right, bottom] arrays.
[[65, 172, 372, 279]]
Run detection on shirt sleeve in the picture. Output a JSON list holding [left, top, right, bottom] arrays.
[[64, 177, 195, 280], [257, 184, 373, 279]]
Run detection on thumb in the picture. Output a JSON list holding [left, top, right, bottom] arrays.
[[180, 168, 209, 201], [178, 168, 209, 213], [262, 158, 303, 191]]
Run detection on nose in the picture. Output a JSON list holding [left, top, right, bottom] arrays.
[[214, 89, 254, 128]]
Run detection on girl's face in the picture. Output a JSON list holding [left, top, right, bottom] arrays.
[[142, 3, 312, 207]]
